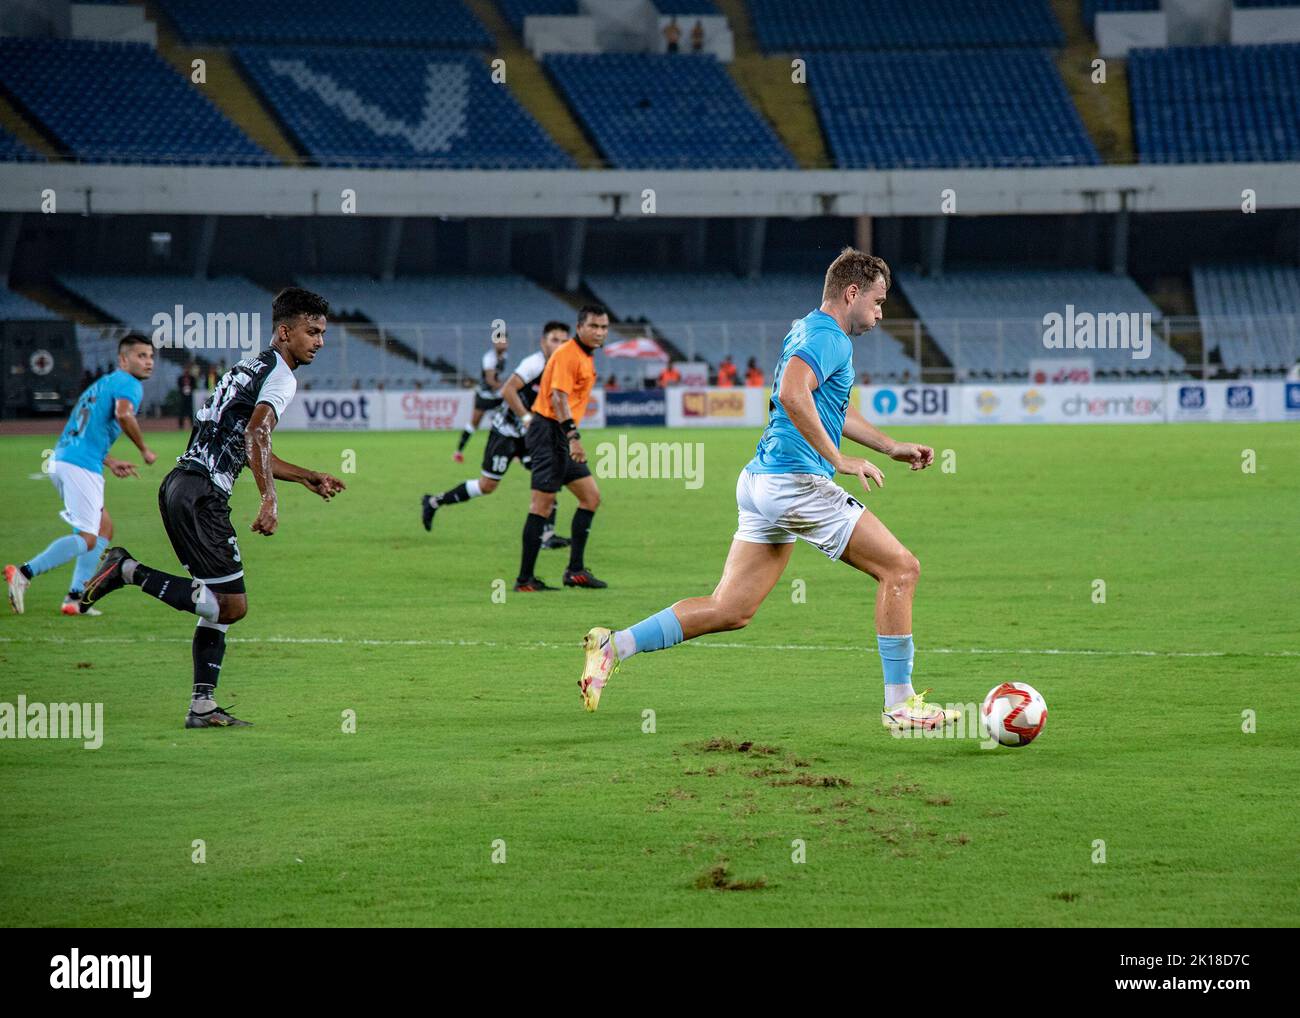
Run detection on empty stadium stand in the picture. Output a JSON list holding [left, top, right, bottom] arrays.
[[0, 126, 39, 162], [746, 0, 1064, 51], [496, 1, 578, 34], [0, 38, 270, 165], [1192, 263, 1300, 373], [810, 49, 1100, 169], [235, 46, 573, 168], [155, 0, 492, 48], [0, 287, 60, 320], [297, 274, 579, 385], [897, 268, 1184, 377], [585, 272, 920, 379], [1129, 43, 1300, 163], [543, 53, 795, 168]]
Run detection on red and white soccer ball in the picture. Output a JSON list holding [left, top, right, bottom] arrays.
[[980, 682, 1048, 747]]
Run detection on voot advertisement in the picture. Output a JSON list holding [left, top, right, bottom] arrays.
[[274, 389, 606, 430]]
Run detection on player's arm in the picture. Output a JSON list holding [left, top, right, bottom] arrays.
[[114, 398, 156, 465], [550, 387, 586, 463], [843, 405, 933, 471], [271, 453, 346, 500], [245, 403, 280, 535], [103, 454, 138, 478], [779, 356, 883, 493], [484, 367, 501, 391], [500, 372, 531, 422]]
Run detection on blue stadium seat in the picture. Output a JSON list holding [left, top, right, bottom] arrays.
[[746, 0, 1064, 52], [809, 49, 1100, 169], [585, 272, 919, 379], [156, 0, 491, 47], [0, 287, 60, 320], [897, 269, 1182, 378], [1130, 44, 1300, 163], [1192, 263, 1300, 373], [0, 38, 271, 165], [236, 46, 572, 168], [543, 53, 795, 168], [0, 127, 40, 162]]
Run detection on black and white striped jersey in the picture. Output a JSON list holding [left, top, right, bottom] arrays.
[[490, 349, 547, 439], [176, 349, 296, 495]]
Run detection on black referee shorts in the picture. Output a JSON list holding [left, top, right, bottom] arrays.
[[524, 415, 591, 493], [158, 468, 247, 593]]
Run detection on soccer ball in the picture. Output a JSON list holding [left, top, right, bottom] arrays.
[[980, 682, 1048, 747]]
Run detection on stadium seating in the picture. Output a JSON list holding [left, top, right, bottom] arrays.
[[809, 49, 1100, 169], [543, 53, 795, 168], [156, 0, 491, 47], [585, 272, 920, 380], [0, 287, 60, 320], [746, 0, 1064, 52], [0, 38, 270, 165], [656, 1, 720, 14], [58, 274, 273, 335], [896, 269, 1183, 378], [498, 0, 574, 33], [1191, 263, 1300, 374], [297, 274, 578, 385], [235, 46, 572, 169], [1129, 43, 1300, 163], [71, 325, 185, 414], [0, 127, 40, 162]]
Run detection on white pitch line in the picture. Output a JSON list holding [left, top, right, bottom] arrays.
[[1, 634, 1296, 659]]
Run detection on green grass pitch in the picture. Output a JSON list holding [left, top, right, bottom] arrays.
[[2, 422, 1297, 927]]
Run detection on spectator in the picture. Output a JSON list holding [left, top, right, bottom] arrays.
[[178, 363, 196, 430], [605, 374, 619, 391], [691, 19, 705, 53], [745, 358, 765, 387], [860, 371, 872, 385], [658, 363, 682, 387], [663, 17, 681, 53], [717, 355, 737, 388]]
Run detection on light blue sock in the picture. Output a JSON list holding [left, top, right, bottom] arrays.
[[69, 536, 109, 595], [619, 606, 685, 659], [877, 634, 915, 707], [23, 534, 87, 579]]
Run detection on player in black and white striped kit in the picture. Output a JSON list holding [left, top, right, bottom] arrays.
[[454, 330, 510, 463], [423, 321, 569, 547], [80, 288, 347, 728]]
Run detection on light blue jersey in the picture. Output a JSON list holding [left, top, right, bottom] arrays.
[[747, 309, 854, 478], [54, 370, 143, 472]]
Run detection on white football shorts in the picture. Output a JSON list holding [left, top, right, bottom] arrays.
[[49, 459, 104, 534], [734, 468, 866, 560]]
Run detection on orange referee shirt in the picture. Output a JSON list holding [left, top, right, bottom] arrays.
[[532, 338, 597, 424]]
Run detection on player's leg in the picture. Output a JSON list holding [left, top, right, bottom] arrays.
[[515, 416, 562, 590], [578, 539, 792, 711], [7, 462, 101, 614], [456, 404, 485, 459], [63, 507, 112, 615], [839, 508, 956, 731], [522, 439, 568, 549], [561, 474, 605, 588]]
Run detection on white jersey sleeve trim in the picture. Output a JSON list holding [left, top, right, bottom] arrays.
[[256, 352, 297, 420], [514, 350, 546, 385]]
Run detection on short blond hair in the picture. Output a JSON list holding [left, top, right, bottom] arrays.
[[823, 247, 890, 302]]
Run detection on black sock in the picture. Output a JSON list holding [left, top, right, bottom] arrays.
[[192, 624, 226, 701], [569, 508, 595, 572], [517, 512, 547, 583], [456, 426, 473, 451], [134, 563, 198, 614], [437, 481, 472, 505], [19, 564, 33, 580]]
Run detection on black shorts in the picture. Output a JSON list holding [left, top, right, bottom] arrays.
[[481, 429, 528, 480], [158, 468, 246, 594], [474, 393, 503, 413], [524, 415, 591, 493]]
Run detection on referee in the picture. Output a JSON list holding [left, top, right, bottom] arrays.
[[514, 304, 610, 591]]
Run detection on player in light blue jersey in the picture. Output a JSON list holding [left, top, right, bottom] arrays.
[[577, 248, 960, 733], [5, 333, 157, 616]]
